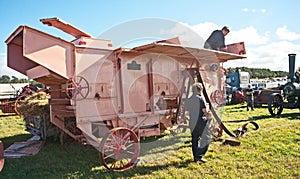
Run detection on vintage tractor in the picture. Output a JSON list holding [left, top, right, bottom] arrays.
[[268, 54, 300, 116]]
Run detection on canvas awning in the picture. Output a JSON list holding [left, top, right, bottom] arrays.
[[130, 42, 246, 63]]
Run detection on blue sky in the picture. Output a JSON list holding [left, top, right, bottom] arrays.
[[1, 0, 300, 77]]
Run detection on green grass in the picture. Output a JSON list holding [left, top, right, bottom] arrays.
[[0, 104, 299, 178]]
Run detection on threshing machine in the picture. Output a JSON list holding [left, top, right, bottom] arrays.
[[5, 18, 247, 171]]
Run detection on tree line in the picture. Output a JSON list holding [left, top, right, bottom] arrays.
[[0, 75, 43, 88], [0, 75, 29, 83], [227, 67, 288, 79]]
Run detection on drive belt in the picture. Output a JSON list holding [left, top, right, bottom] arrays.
[[196, 70, 236, 137]]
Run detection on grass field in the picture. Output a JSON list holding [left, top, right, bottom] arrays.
[[0, 104, 299, 178]]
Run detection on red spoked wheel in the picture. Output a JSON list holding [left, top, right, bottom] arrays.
[[99, 127, 140, 171], [211, 90, 224, 105], [66, 76, 89, 100]]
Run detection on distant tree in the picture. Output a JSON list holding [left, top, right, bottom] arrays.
[[0, 75, 30, 83], [10, 76, 19, 83], [19, 78, 29, 83], [0, 75, 11, 83], [226, 67, 288, 79]]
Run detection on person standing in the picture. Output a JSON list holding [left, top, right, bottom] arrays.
[[185, 83, 211, 163], [245, 85, 254, 111], [204, 26, 230, 51]]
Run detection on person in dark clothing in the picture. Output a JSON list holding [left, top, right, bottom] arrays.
[[185, 83, 211, 163], [245, 85, 254, 111], [204, 26, 230, 51]]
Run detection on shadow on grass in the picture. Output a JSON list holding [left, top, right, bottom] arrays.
[[226, 109, 300, 123], [251, 112, 300, 121], [97, 158, 194, 178], [139, 133, 188, 156], [0, 132, 192, 178]]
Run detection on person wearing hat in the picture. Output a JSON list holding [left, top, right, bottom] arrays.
[[204, 26, 230, 51]]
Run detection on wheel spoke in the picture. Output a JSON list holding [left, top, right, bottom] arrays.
[[104, 143, 117, 150], [109, 160, 117, 169], [100, 127, 140, 171], [77, 77, 83, 84], [119, 160, 125, 168], [104, 152, 116, 160], [79, 91, 85, 98], [111, 133, 120, 146]]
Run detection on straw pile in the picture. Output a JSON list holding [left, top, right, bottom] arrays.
[[17, 92, 50, 119]]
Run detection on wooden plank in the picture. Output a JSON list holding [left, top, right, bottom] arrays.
[[40, 17, 91, 38]]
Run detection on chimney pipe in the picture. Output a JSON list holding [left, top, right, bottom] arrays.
[[288, 53, 296, 82]]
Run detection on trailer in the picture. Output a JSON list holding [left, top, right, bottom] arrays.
[[5, 18, 247, 171]]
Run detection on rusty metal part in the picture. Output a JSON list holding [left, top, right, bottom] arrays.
[[223, 138, 241, 146], [233, 121, 259, 138]]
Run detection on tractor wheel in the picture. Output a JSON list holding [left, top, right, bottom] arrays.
[[99, 127, 140, 171], [268, 93, 283, 116]]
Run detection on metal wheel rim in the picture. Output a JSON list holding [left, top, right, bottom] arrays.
[[268, 95, 283, 116], [99, 127, 140, 171], [66, 76, 89, 100]]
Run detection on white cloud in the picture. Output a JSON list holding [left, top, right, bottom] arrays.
[[260, 9, 267, 13], [242, 8, 249, 12], [226, 26, 269, 45], [242, 8, 267, 13], [224, 41, 300, 72], [190, 22, 219, 40], [276, 26, 300, 41]]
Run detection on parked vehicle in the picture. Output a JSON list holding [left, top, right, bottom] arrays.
[[225, 70, 250, 104], [226, 70, 250, 89], [268, 54, 300, 116]]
